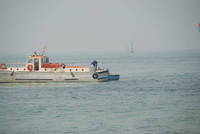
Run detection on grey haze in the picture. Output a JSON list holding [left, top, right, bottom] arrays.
[[0, 0, 200, 55]]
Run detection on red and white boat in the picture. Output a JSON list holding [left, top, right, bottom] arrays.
[[0, 50, 110, 83]]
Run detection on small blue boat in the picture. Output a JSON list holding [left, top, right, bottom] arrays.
[[108, 74, 120, 80]]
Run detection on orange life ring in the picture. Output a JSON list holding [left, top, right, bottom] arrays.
[[27, 65, 33, 71], [54, 63, 59, 68], [48, 63, 54, 68], [52, 64, 56, 68], [42, 64, 48, 68]]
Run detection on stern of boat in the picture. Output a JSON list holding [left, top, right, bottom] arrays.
[[92, 70, 109, 82]]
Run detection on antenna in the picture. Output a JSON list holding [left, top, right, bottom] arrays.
[[40, 46, 47, 56], [33, 48, 40, 55]]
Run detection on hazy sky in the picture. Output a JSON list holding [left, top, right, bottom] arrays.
[[0, 0, 200, 55]]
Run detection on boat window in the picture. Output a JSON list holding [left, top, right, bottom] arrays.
[[82, 69, 84, 71], [34, 58, 39, 71], [70, 69, 71, 71], [28, 59, 32, 63], [24, 68, 26, 70], [42, 57, 49, 63], [34, 58, 39, 63], [76, 69, 78, 71], [46, 57, 49, 63]]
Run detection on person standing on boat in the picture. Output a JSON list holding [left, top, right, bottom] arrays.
[[91, 60, 98, 72]]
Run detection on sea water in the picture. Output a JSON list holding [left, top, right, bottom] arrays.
[[0, 51, 200, 134]]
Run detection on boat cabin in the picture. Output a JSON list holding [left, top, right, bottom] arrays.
[[4, 51, 91, 73], [27, 54, 49, 71]]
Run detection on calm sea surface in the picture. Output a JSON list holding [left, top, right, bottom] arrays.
[[0, 52, 200, 134]]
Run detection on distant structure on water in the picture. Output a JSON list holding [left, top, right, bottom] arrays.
[[130, 42, 134, 54]]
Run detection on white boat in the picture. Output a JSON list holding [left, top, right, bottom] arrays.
[[0, 51, 110, 83]]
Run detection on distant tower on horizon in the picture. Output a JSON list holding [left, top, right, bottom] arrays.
[[130, 42, 134, 54]]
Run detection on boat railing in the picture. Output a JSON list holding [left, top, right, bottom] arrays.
[[65, 63, 105, 67], [65, 63, 90, 67], [6, 63, 26, 68], [5, 63, 105, 68]]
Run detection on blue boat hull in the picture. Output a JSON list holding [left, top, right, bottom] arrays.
[[108, 74, 120, 80]]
